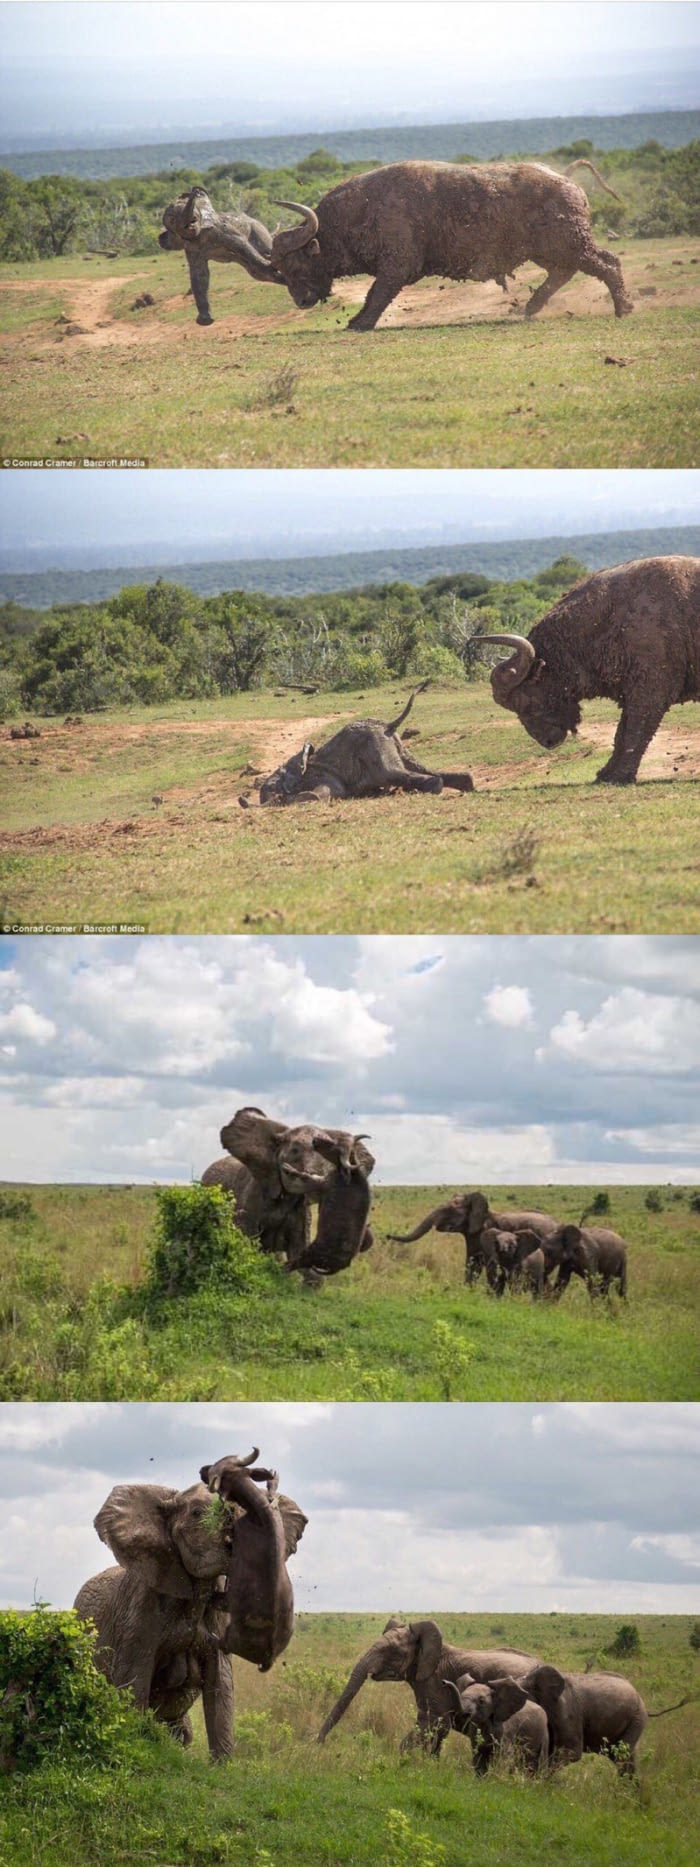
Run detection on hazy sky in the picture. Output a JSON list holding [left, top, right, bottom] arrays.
[[1, 934, 698, 1183], [1, 3, 698, 144], [2, 469, 698, 568], [1, 1402, 698, 1612]]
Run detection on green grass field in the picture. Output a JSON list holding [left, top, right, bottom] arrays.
[[2, 684, 699, 933], [1, 236, 698, 466], [1, 1613, 697, 1867], [1, 1183, 697, 1401]]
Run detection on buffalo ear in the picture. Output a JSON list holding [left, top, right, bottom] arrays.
[[278, 1494, 308, 1557], [530, 658, 547, 683], [94, 1484, 195, 1599], [307, 238, 321, 255], [490, 1677, 528, 1724], [522, 1664, 567, 1713]]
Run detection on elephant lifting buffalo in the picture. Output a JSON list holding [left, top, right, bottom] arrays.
[[73, 1449, 307, 1760], [202, 1105, 375, 1280]]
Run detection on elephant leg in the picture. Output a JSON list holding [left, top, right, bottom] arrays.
[[359, 1225, 374, 1254], [112, 1634, 159, 1709], [437, 769, 475, 794], [169, 1714, 193, 1747], [186, 251, 214, 326], [347, 272, 406, 331], [398, 771, 443, 795], [595, 701, 665, 784], [202, 1647, 234, 1762], [524, 266, 576, 317]]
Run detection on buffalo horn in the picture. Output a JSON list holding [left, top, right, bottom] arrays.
[[271, 200, 320, 258], [478, 633, 537, 689]]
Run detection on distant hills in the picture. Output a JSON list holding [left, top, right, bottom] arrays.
[[3, 528, 697, 610], [2, 109, 698, 180]]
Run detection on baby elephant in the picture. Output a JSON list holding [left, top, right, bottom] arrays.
[[444, 1675, 549, 1774], [481, 1227, 547, 1297], [159, 185, 280, 324], [286, 1134, 373, 1279], [547, 1223, 627, 1298]]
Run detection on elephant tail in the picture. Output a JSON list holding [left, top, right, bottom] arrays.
[[385, 680, 430, 736], [648, 1696, 690, 1718]]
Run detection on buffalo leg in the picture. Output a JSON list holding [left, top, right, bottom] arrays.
[[186, 251, 214, 325], [524, 267, 576, 318], [595, 702, 666, 784], [347, 273, 406, 331], [580, 243, 634, 318]]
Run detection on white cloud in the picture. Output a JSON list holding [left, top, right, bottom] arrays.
[[544, 988, 700, 1074], [483, 985, 534, 1029], [0, 1002, 56, 1044]]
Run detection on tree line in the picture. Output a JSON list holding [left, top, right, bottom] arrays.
[[0, 558, 588, 718], [0, 139, 698, 263]]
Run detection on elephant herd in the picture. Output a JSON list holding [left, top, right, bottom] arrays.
[[201, 1108, 629, 1298], [73, 1455, 682, 1780]]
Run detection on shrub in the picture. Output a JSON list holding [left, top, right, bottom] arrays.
[[644, 1190, 664, 1213], [0, 1192, 35, 1224], [0, 1604, 137, 1774], [144, 1183, 272, 1299], [589, 1191, 611, 1215], [432, 1320, 473, 1399], [610, 1623, 641, 1657], [689, 1623, 700, 1652], [689, 1192, 700, 1214]]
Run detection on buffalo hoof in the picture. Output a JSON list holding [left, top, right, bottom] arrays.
[[197, 313, 215, 326], [595, 769, 636, 785]]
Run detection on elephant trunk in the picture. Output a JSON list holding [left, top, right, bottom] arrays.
[[317, 1646, 384, 1741], [387, 1207, 446, 1243]]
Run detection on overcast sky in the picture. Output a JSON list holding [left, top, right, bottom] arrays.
[[1, 1402, 698, 1613], [1, 469, 698, 571], [1, 4, 698, 146], [1, 934, 698, 1184]]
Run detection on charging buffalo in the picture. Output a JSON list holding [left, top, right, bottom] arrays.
[[229, 158, 632, 330], [480, 555, 700, 784]]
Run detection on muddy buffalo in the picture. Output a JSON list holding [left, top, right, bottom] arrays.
[[239, 688, 474, 805], [479, 556, 700, 784], [229, 158, 632, 330], [158, 186, 281, 324]]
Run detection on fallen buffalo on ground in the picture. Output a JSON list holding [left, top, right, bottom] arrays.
[[240, 688, 474, 805], [480, 555, 700, 784], [158, 186, 282, 324], [228, 158, 632, 330]]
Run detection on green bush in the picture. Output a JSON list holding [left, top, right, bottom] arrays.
[[0, 1193, 36, 1224], [144, 1183, 273, 1299], [589, 1192, 611, 1215], [689, 1622, 700, 1652], [610, 1623, 641, 1657], [644, 1190, 664, 1213], [0, 1605, 136, 1774]]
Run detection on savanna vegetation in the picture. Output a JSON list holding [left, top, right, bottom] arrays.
[[1, 1604, 697, 1867], [0, 1181, 697, 1402]]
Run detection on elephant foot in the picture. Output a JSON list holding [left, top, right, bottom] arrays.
[[595, 767, 637, 785], [196, 313, 215, 326]]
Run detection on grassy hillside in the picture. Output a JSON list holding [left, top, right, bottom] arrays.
[[1, 1612, 697, 1867], [2, 526, 699, 610], [2, 685, 699, 933], [0, 1183, 697, 1401]]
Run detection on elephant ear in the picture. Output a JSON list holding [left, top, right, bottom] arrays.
[[444, 1678, 466, 1713], [278, 1493, 308, 1557], [465, 1192, 489, 1231], [410, 1618, 443, 1682], [522, 1664, 567, 1713], [489, 1677, 528, 1724], [562, 1224, 582, 1248], [94, 1484, 195, 1599]]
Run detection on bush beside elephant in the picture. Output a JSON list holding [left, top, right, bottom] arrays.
[[74, 1449, 307, 1760], [316, 1617, 542, 1757], [202, 1106, 376, 1280], [388, 1192, 558, 1286]]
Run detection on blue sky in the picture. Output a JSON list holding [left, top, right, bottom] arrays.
[[1, 3, 698, 145], [1, 469, 697, 570], [1, 1402, 698, 1612], [1, 934, 698, 1183]]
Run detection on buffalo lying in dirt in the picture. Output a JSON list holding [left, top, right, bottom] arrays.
[[480, 555, 700, 784], [158, 186, 281, 324], [239, 688, 474, 806], [228, 158, 632, 330]]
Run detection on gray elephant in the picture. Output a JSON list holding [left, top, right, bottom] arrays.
[[158, 186, 281, 324], [482, 1227, 547, 1297], [388, 1192, 558, 1285], [241, 687, 474, 807], [202, 1106, 375, 1277], [545, 1223, 628, 1298], [444, 1674, 550, 1774], [317, 1617, 542, 1755], [73, 1449, 307, 1760], [520, 1662, 687, 1774]]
